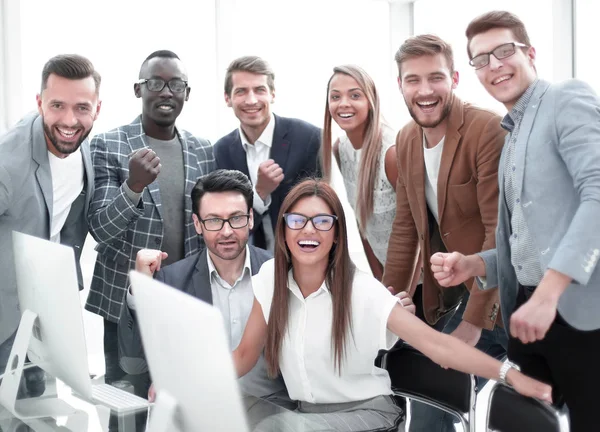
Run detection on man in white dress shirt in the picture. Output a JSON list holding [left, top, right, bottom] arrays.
[[119, 169, 285, 399], [214, 56, 322, 251]]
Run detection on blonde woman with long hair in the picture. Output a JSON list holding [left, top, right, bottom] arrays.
[[322, 65, 409, 282]]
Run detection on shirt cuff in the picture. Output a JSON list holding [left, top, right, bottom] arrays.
[[253, 188, 271, 215], [476, 276, 488, 290], [126, 288, 136, 310], [123, 181, 143, 206]]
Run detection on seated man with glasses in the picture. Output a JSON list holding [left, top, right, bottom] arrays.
[[86, 50, 215, 401], [118, 169, 287, 401]]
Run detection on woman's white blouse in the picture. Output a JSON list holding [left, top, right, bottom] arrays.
[[252, 259, 400, 404]]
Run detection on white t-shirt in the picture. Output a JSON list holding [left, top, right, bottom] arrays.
[[252, 259, 400, 404], [423, 134, 445, 224], [48, 148, 84, 243]]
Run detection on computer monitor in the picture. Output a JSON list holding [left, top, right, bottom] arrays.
[[129, 270, 250, 432], [0, 232, 148, 420]]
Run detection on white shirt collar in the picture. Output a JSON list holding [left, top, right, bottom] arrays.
[[207, 245, 252, 288], [239, 113, 275, 152], [287, 269, 330, 301]]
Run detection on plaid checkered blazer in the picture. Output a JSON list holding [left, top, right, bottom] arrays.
[[85, 116, 215, 322]]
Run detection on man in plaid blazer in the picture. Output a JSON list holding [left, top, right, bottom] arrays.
[[86, 50, 215, 389]]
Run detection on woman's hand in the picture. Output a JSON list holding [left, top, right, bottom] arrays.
[[506, 369, 552, 403], [148, 383, 156, 402]]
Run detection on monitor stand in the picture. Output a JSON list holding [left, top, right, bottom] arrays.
[[0, 310, 78, 420], [146, 390, 182, 432]]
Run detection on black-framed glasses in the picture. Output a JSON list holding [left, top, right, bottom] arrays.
[[137, 78, 188, 93], [199, 214, 250, 231], [283, 213, 338, 231], [469, 42, 529, 70]]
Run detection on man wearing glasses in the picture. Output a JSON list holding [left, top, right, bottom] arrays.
[[119, 169, 286, 401], [431, 11, 600, 431], [86, 50, 215, 399]]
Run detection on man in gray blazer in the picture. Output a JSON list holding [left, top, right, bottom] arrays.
[[86, 50, 215, 390], [431, 11, 600, 431], [118, 170, 286, 400], [0, 54, 100, 386]]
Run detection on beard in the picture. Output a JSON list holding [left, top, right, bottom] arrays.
[[42, 121, 91, 155], [407, 97, 453, 129]]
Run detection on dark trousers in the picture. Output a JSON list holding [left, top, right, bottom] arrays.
[[508, 285, 600, 432]]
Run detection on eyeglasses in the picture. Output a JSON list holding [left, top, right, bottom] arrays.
[[283, 213, 338, 231], [469, 42, 529, 70], [137, 78, 188, 93], [199, 214, 250, 231]]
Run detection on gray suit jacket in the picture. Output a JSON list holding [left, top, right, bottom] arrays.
[[479, 79, 600, 331], [118, 245, 285, 398], [0, 112, 93, 346]]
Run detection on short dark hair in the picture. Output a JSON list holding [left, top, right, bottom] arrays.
[[395, 34, 455, 76], [224, 56, 275, 96], [139, 50, 181, 78], [191, 169, 253, 217], [466, 11, 532, 59], [41, 54, 101, 93]]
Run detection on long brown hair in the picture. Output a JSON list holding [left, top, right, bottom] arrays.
[[265, 179, 355, 377], [322, 65, 384, 231]]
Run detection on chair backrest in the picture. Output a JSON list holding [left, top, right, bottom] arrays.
[[487, 383, 567, 432], [383, 343, 474, 416]]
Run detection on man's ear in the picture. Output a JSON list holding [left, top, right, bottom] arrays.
[[93, 100, 103, 121], [36, 94, 43, 115], [134, 83, 142, 98], [248, 208, 254, 231], [224, 91, 232, 107], [192, 213, 203, 235], [185, 86, 191, 101]]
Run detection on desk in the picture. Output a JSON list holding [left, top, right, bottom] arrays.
[[0, 382, 334, 431]]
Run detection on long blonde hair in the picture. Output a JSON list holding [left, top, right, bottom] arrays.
[[322, 65, 384, 231], [265, 179, 355, 377]]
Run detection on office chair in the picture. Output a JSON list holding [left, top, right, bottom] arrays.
[[382, 342, 476, 432], [486, 382, 569, 432], [382, 343, 475, 432]]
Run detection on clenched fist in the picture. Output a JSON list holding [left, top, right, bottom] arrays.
[[127, 148, 161, 193], [256, 159, 284, 201]]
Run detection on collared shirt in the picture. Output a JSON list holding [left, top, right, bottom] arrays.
[[423, 133, 446, 224], [239, 114, 276, 250], [501, 79, 545, 286], [252, 259, 400, 404], [206, 247, 283, 397]]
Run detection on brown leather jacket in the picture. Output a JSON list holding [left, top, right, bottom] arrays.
[[382, 95, 505, 330]]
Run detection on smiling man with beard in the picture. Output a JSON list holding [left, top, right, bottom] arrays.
[[381, 35, 507, 432], [86, 50, 215, 402], [0, 54, 100, 391]]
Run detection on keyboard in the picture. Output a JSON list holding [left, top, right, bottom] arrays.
[[91, 383, 150, 413]]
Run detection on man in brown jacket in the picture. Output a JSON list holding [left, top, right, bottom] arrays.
[[382, 34, 507, 432]]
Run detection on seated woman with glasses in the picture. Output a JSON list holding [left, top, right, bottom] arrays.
[[233, 179, 552, 432]]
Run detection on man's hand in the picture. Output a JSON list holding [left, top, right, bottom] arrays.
[[509, 269, 570, 344], [430, 252, 483, 287], [387, 287, 416, 315], [127, 148, 161, 193], [255, 159, 284, 201], [148, 383, 156, 403], [135, 249, 168, 278], [450, 320, 482, 346]]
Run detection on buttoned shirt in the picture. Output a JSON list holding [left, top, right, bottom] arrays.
[[501, 79, 545, 286], [207, 247, 281, 397], [239, 114, 275, 250], [253, 259, 400, 404]]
